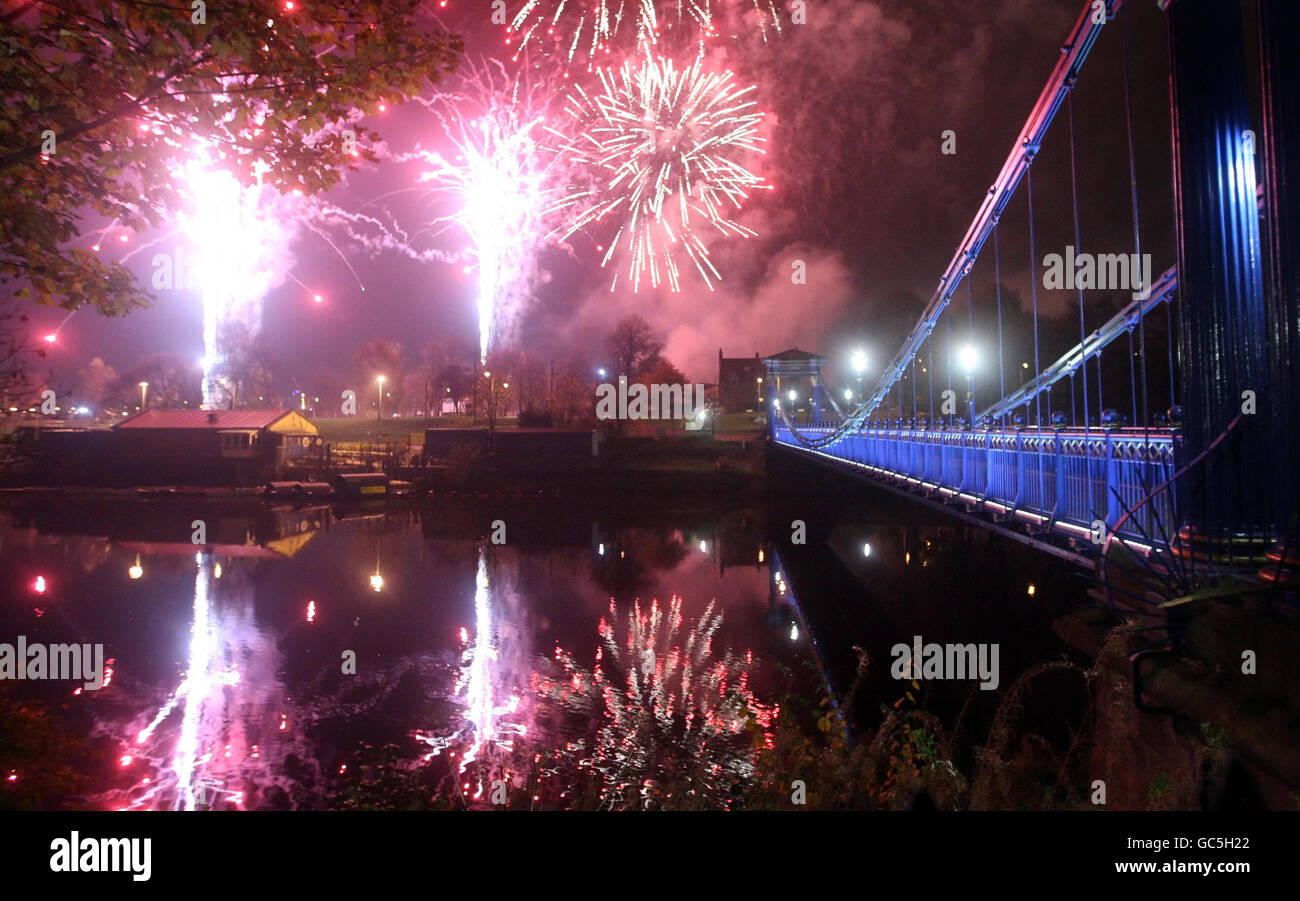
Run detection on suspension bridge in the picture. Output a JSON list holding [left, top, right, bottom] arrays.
[[764, 0, 1299, 577]]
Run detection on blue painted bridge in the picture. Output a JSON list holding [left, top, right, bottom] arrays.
[[775, 423, 1175, 551], [766, 0, 1300, 567]]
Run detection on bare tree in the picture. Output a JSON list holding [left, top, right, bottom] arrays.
[[607, 315, 662, 378]]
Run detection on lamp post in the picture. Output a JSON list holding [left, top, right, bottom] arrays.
[[138, 381, 149, 411], [376, 375, 385, 420]]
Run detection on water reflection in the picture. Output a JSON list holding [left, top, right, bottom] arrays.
[[120, 551, 290, 811], [2, 492, 1284, 810]]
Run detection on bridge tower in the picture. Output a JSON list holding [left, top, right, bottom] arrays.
[[1165, 0, 1276, 560], [762, 349, 828, 437], [1256, 0, 1300, 568]]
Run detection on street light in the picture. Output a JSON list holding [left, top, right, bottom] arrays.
[[852, 350, 867, 399], [376, 375, 385, 419], [959, 345, 977, 424], [138, 381, 149, 410]]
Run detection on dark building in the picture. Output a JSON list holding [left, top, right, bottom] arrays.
[[111, 409, 322, 485], [27, 409, 323, 486], [717, 348, 767, 412], [423, 427, 602, 473]]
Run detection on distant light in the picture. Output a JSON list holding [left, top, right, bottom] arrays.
[[789, 623, 799, 641], [1027, 583, 1036, 597], [787, 389, 797, 402], [43, 334, 56, 344], [597, 368, 606, 378], [128, 556, 143, 580], [844, 388, 852, 401], [758, 549, 765, 563], [118, 234, 128, 242], [698, 540, 708, 553], [313, 294, 323, 304], [862, 542, 872, 558], [370, 573, 384, 592], [852, 350, 867, 374], [213, 563, 222, 579], [905, 551, 911, 565], [33, 576, 46, 594], [306, 600, 316, 623], [597, 543, 605, 556]]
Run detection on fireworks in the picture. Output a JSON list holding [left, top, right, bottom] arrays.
[[548, 49, 766, 292], [416, 61, 562, 363], [172, 151, 295, 408], [507, 1, 781, 69]]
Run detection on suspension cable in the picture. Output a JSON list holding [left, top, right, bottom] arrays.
[[994, 221, 1007, 426], [1121, 0, 1151, 432], [1028, 168, 1043, 429], [1068, 92, 1091, 432]]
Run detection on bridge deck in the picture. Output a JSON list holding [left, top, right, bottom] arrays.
[[775, 425, 1178, 551]]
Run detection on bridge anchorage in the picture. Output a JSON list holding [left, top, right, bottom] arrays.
[[765, 0, 1300, 652]]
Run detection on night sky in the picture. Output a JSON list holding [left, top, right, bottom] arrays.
[[33, 0, 1180, 396]]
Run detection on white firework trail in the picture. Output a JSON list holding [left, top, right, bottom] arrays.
[[409, 59, 566, 364]]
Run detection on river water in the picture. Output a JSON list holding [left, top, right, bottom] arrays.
[[0, 488, 1278, 810]]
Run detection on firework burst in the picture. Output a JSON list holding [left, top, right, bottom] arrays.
[[506, 1, 781, 70], [547, 48, 766, 292], [414, 60, 563, 363]]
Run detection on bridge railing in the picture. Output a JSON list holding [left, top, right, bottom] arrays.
[[775, 424, 1177, 547]]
